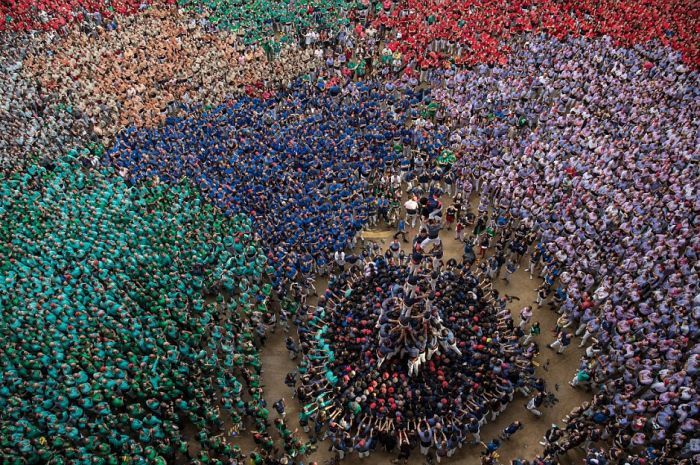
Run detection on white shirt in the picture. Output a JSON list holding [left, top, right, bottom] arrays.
[[404, 199, 418, 212]]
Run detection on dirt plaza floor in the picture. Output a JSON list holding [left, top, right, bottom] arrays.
[[247, 191, 592, 465]]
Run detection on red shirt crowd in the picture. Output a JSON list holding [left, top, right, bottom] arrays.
[[372, 0, 699, 68], [1, 0, 173, 31]]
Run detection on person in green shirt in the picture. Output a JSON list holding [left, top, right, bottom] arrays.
[[523, 321, 541, 345], [570, 368, 591, 388]]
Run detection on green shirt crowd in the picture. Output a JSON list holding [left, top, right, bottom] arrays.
[[0, 152, 300, 465]]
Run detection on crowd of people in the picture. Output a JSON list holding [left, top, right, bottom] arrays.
[[177, 0, 356, 45], [23, 6, 324, 140], [0, 152, 310, 465], [106, 79, 448, 295], [3, 1, 698, 69], [0, 0, 148, 31], [1, 2, 392, 174], [402, 35, 698, 462], [0, 32, 96, 173], [294, 247, 538, 462], [0, 0, 355, 42], [370, 0, 699, 68], [4, 0, 698, 171], [0, 0, 698, 464], [1, 5, 333, 173]]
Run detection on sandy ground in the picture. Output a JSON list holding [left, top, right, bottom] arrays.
[[252, 192, 592, 465]]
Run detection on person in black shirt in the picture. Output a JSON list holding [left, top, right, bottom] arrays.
[[420, 218, 442, 250], [392, 430, 411, 465]]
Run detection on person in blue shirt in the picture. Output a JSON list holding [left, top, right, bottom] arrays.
[[499, 421, 523, 440], [482, 438, 500, 454], [393, 218, 409, 242]]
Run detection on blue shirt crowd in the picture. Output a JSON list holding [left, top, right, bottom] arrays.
[[107, 80, 447, 294]]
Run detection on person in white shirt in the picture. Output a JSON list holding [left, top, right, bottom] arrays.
[[334, 250, 346, 271], [519, 306, 533, 329], [404, 197, 419, 227]]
